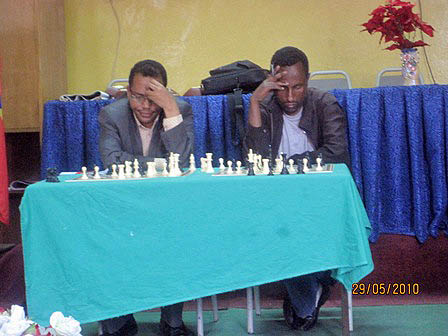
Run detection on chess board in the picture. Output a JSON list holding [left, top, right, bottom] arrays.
[[66, 169, 194, 182]]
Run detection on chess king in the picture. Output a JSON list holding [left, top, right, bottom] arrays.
[[244, 47, 350, 331], [98, 60, 194, 336]]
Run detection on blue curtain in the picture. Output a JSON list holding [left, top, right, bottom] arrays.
[[41, 85, 448, 242]]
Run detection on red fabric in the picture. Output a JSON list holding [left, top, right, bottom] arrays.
[[0, 118, 9, 225]]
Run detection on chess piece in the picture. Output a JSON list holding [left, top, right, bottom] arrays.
[[118, 164, 126, 179], [200, 157, 207, 172], [161, 160, 169, 176], [296, 160, 304, 174], [275, 157, 283, 174], [133, 159, 141, 178], [268, 160, 274, 176], [280, 154, 289, 175], [111, 164, 118, 178], [262, 158, 270, 174], [226, 160, 233, 175], [80, 166, 88, 180], [174, 153, 182, 176], [316, 157, 323, 171], [302, 158, 309, 173], [146, 162, 156, 177], [218, 158, 225, 172], [236, 161, 242, 174], [189, 154, 196, 172], [93, 166, 101, 179], [45, 167, 60, 182], [247, 161, 255, 176], [125, 161, 132, 177], [288, 159, 296, 174], [304, 153, 312, 169], [205, 153, 214, 173], [247, 149, 254, 163]]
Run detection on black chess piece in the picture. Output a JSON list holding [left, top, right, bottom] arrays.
[[304, 152, 312, 168], [46, 167, 60, 182], [247, 161, 255, 176], [296, 160, 304, 174], [232, 159, 237, 172], [268, 160, 274, 176], [280, 153, 289, 175]]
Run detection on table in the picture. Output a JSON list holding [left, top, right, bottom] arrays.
[[20, 164, 373, 326], [41, 85, 448, 243]]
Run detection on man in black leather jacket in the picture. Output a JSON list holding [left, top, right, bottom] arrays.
[[244, 46, 350, 332]]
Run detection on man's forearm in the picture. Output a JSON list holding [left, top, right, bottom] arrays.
[[248, 97, 262, 128]]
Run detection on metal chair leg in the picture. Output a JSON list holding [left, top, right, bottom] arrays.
[[197, 298, 204, 336], [246, 287, 254, 334], [211, 294, 219, 322], [254, 286, 261, 316], [347, 289, 353, 332]]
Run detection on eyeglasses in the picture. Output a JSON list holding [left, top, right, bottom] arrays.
[[129, 89, 155, 105]]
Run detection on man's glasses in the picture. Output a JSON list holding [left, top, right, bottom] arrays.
[[129, 89, 155, 105]]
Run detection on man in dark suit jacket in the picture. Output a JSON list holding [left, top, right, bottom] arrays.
[[99, 60, 194, 336]]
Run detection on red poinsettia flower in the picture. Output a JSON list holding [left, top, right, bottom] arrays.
[[361, 0, 435, 51]]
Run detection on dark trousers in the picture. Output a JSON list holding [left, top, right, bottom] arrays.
[[100, 302, 184, 333]]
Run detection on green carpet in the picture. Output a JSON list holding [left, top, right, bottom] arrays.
[[81, 305, 448, 335]]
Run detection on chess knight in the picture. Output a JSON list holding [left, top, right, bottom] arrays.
[[98, 60, 194, 336], [244, 46, 350, 331]]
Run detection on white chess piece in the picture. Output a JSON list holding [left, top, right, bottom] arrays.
[[161, 160, 169, 176], [81, 166, 88, 180], [262, 158, 270, 174], [118, 164, 126, 179], [173, 153, 182, 176], [288, 159, 296, 174], [275, 158, 283, 174], [146, 162, 156, 177], [205, 153, 214, 173], [133, 159, 141, 178], [200, 157, 207, 172], [93, 166, 101, 179], [219, 158, 225, 172], [316, 157, 323, 171], [111, 164, 118, 178], [189, 154, 196, 172], [247, 149, 254, 164], [302, 158, 309, 172], [125, 161, 132, 177], [226, 160, 233, 175], [236, 161, 242, 175]]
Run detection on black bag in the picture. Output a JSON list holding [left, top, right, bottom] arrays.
[[201, 60, 267, 95], [201, 61, 267, 150]]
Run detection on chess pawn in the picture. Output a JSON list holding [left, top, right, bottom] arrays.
[[111, 164, 118, 178], [296, 161, 304, 174], [247, 149, 254, 163], [173, 153, 182, 176], [302, 158, 309, 172], [189, 154, 196, 172], [288, 159, 296, 174], [247, 161, 255, 176], [226, 160, 233, 175], [146, 162, 156, 177], [81, 166, 88, 180], [262, 158, 270, 174], [236, 161, 242, 175], [93, 166, 101, 179], [218, 158, 225, 172], [316, 157, 323, 171], [118, 164, 126, 179]]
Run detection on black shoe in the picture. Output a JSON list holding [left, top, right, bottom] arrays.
[[282, 296, 302, 330], [160, 320, 194, 336], [300, 284, 331, 332], [102, 316, 138, 336]]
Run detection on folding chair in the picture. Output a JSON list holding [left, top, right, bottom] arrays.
[[376, 67, 424, 86], [308, 70, 352, 90]]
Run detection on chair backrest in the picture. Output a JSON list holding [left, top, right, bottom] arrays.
[[107, 78, 128, 89], [376, 67, 424, 87], [308, 70, 352, 90]]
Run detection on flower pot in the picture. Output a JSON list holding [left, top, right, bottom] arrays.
[[400, 48, 421, 86]]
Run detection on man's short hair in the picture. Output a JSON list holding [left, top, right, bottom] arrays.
[[129, 60, 168, 87], [271, 46, 309, 75]]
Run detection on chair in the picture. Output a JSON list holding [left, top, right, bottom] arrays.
[[376, 67, 424, 86], [308, 70, 352, 90]]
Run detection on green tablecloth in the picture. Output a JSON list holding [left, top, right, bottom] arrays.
[[20, 164, 373, 325]]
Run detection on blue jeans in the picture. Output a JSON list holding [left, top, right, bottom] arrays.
[[283, 270, 333, 318]]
